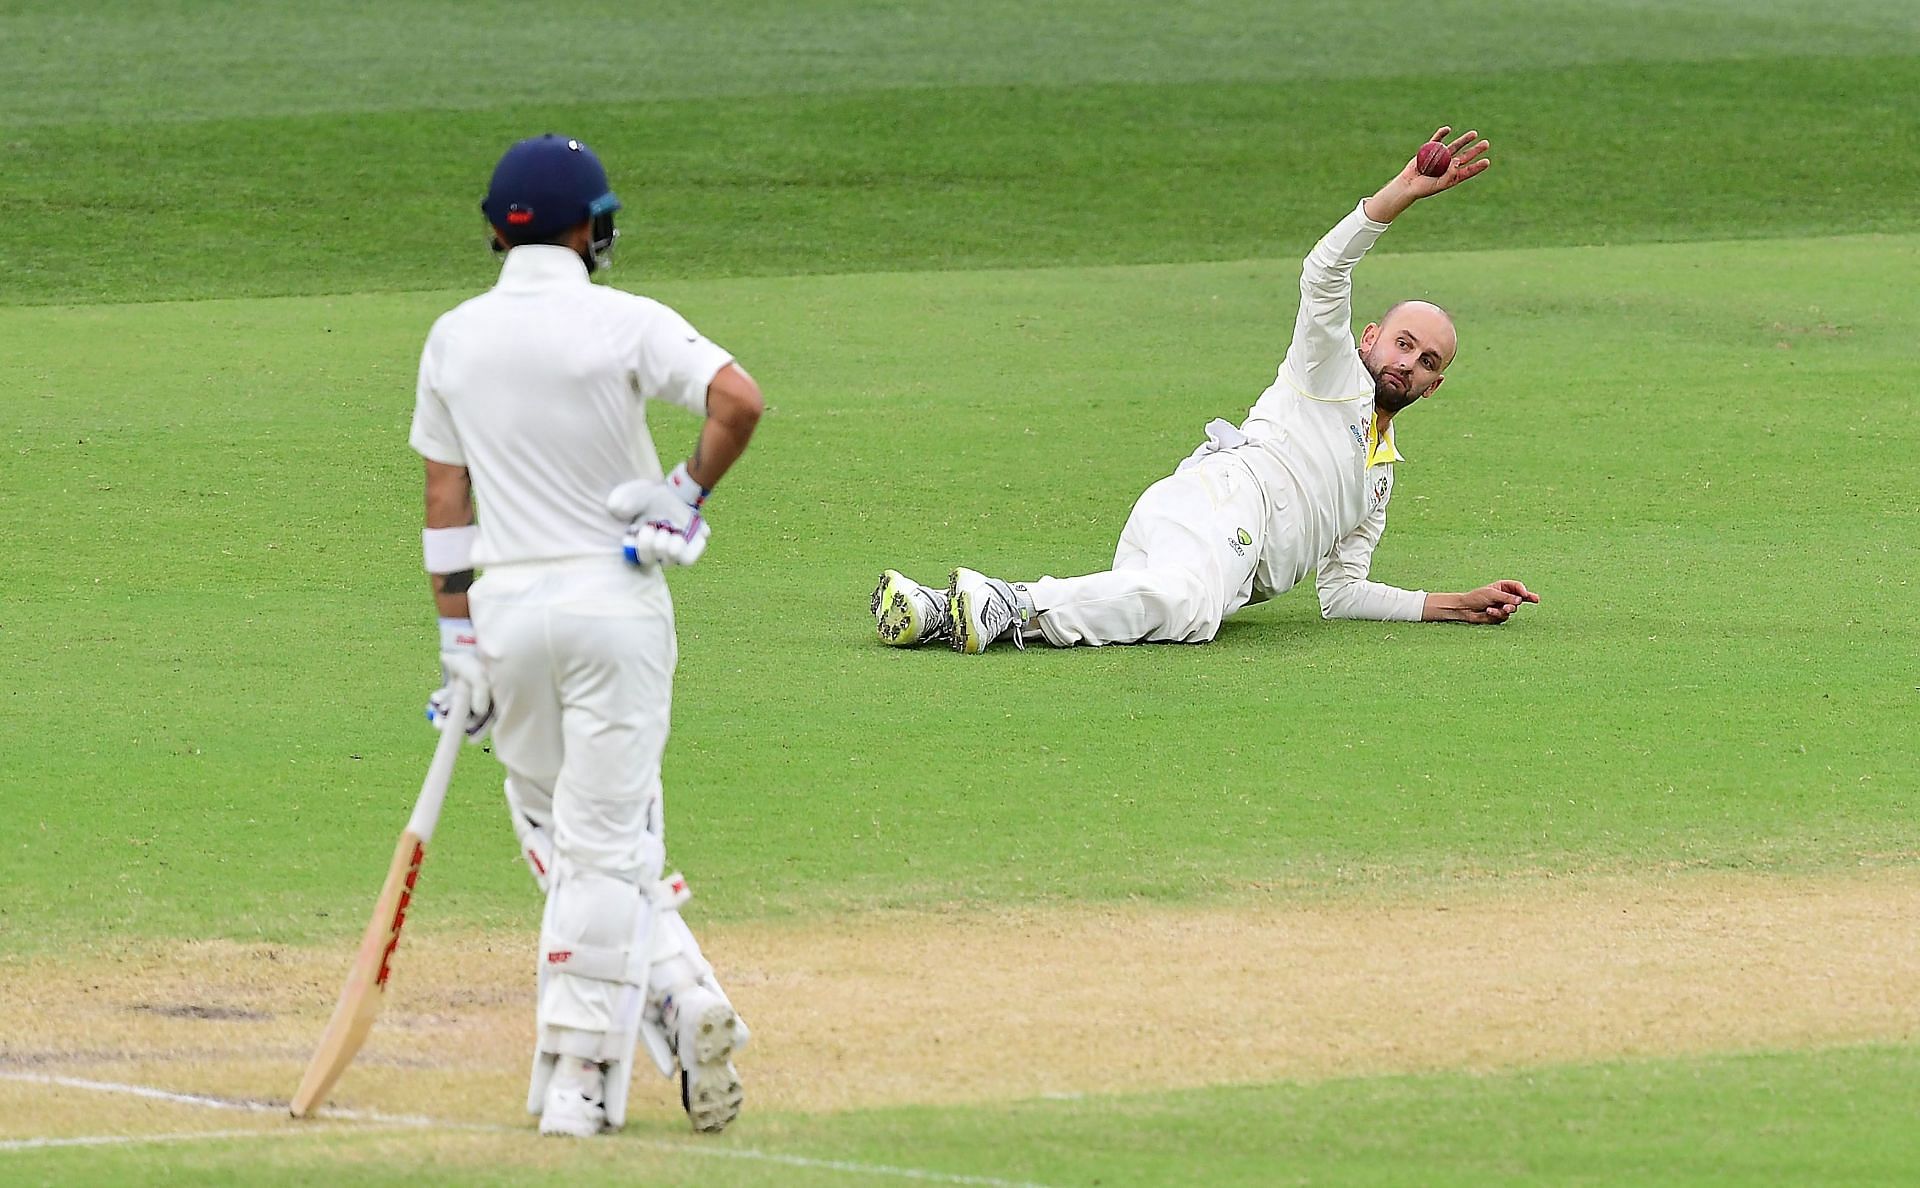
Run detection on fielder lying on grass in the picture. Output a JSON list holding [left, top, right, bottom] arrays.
[[873, 125, 1538, 653]]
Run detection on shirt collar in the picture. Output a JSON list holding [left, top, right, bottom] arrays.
[[495, 244, 591, 291], [1366, 416, 1405, 466]]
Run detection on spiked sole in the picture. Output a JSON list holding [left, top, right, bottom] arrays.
[[948, 569, 985, 654], [872, 569, 924, 646], [679, 998, 745, 1133]]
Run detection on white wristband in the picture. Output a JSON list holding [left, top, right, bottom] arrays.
[[423, 525, 479, 573], [665, 461, 711, 509]]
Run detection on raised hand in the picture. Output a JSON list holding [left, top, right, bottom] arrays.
[[1365, 125, 1493, 223], [1400, 126, 1492, 199]]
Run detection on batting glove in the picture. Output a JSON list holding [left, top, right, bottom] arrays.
[[427, 617, 495, 744], [608, 462, 711, 568]]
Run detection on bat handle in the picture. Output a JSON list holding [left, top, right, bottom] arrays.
[[407, 683, 469, 843]]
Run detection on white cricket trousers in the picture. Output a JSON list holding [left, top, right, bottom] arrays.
[[469, 556, 675, 1040], [1030, 451, 1267, 646]]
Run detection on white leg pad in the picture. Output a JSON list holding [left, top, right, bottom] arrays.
[[524, 847, 661, 1124], [505, 776, 555, 894], [648, 897, 716, 1000], [646, 884, 752, 1067]]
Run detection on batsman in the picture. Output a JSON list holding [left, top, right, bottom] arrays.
[[873, 127, 1538, 651], [410, 134, 764, 1137]]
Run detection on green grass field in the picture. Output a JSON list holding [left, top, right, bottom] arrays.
[[3, 2, 1917, 1184]]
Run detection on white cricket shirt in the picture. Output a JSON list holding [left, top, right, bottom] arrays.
[[409, 246, 733, 568], [1236, 202, 1426, 622]]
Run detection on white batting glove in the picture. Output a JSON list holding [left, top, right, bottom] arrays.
[[608, 462, 711, 568], [427, 617, 495, 744]]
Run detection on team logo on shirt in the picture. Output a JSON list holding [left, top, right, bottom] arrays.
[[1371, 474, 1391, 510], [1228, 527, 1252, 556]]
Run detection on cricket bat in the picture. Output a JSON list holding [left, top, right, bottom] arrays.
[[290, 685, 470, 1118]]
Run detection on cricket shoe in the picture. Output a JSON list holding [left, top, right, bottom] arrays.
[[665, 985, 747, 1133], [871, 569, 952, 646], [948, 567, 1034, 654], [539, 1057, 608, 1138]]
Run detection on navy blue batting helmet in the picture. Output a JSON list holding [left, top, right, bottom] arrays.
[[481, 134, 622, 265]]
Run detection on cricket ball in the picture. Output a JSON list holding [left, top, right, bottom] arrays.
[[1415, 140, 1452, 178]]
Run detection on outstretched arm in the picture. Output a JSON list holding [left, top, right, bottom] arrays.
[[1423, 581, 1539, 625], [1318, 501, 1540, 626], [1283, 126, 1491, 399], [1316, 503, 1426, 622], [1363, 126, 1492, 225]]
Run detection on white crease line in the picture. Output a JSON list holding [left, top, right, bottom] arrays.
[[0, 1070, 1055, 1187], [1, 1125, 407, 1152], [0, 1072, 285, 1115], [0, 1073, 443, 1129]]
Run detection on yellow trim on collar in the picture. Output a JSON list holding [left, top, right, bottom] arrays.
[[1367, 419, 1405, 466]]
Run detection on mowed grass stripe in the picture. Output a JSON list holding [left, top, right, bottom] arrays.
[[8, 1045, 1918, 1186], [3, 55, 1918, 306], [6, 0, 1918, 126], [1, 232, 1912, 939]]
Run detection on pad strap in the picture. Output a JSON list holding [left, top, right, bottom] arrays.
[[423, 525, 479, 573], [543, 941, 649, 985]]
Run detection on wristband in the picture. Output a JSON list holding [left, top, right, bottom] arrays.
[[439, 617, 478, 650], [423, 524, 479, 573], [664, 461, 712, 509]]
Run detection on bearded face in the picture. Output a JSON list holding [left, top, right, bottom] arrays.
[[1359, 305, 1454, 412]]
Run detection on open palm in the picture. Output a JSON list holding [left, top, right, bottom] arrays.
[[1401, 126, 1492, 199]]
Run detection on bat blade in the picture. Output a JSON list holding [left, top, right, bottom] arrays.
[[290, 685, 468, 1118], [289, 829, 427, 1117]]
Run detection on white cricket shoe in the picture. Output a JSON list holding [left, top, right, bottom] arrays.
[[665, 985, 746, 1134], [871, 569, 952, 647], [948, 568, 1034, 654], [539, 1057, 608, 1138]]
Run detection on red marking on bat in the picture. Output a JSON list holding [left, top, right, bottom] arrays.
[[375, 846, 426, 987]]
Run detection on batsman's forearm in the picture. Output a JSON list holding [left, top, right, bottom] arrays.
[[430, 573, 470, 620], [422, 459, 475, 618], [685, 364, 764, 490]]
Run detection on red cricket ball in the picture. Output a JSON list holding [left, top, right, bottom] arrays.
[[1416, 140, 1452, 178]]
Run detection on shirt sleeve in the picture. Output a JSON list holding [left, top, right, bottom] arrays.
[[1315, 485, 1425, 622], [408, 324, 465, 466], [1279, 200, 1391, 399], [634, 303, 734, 416]]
